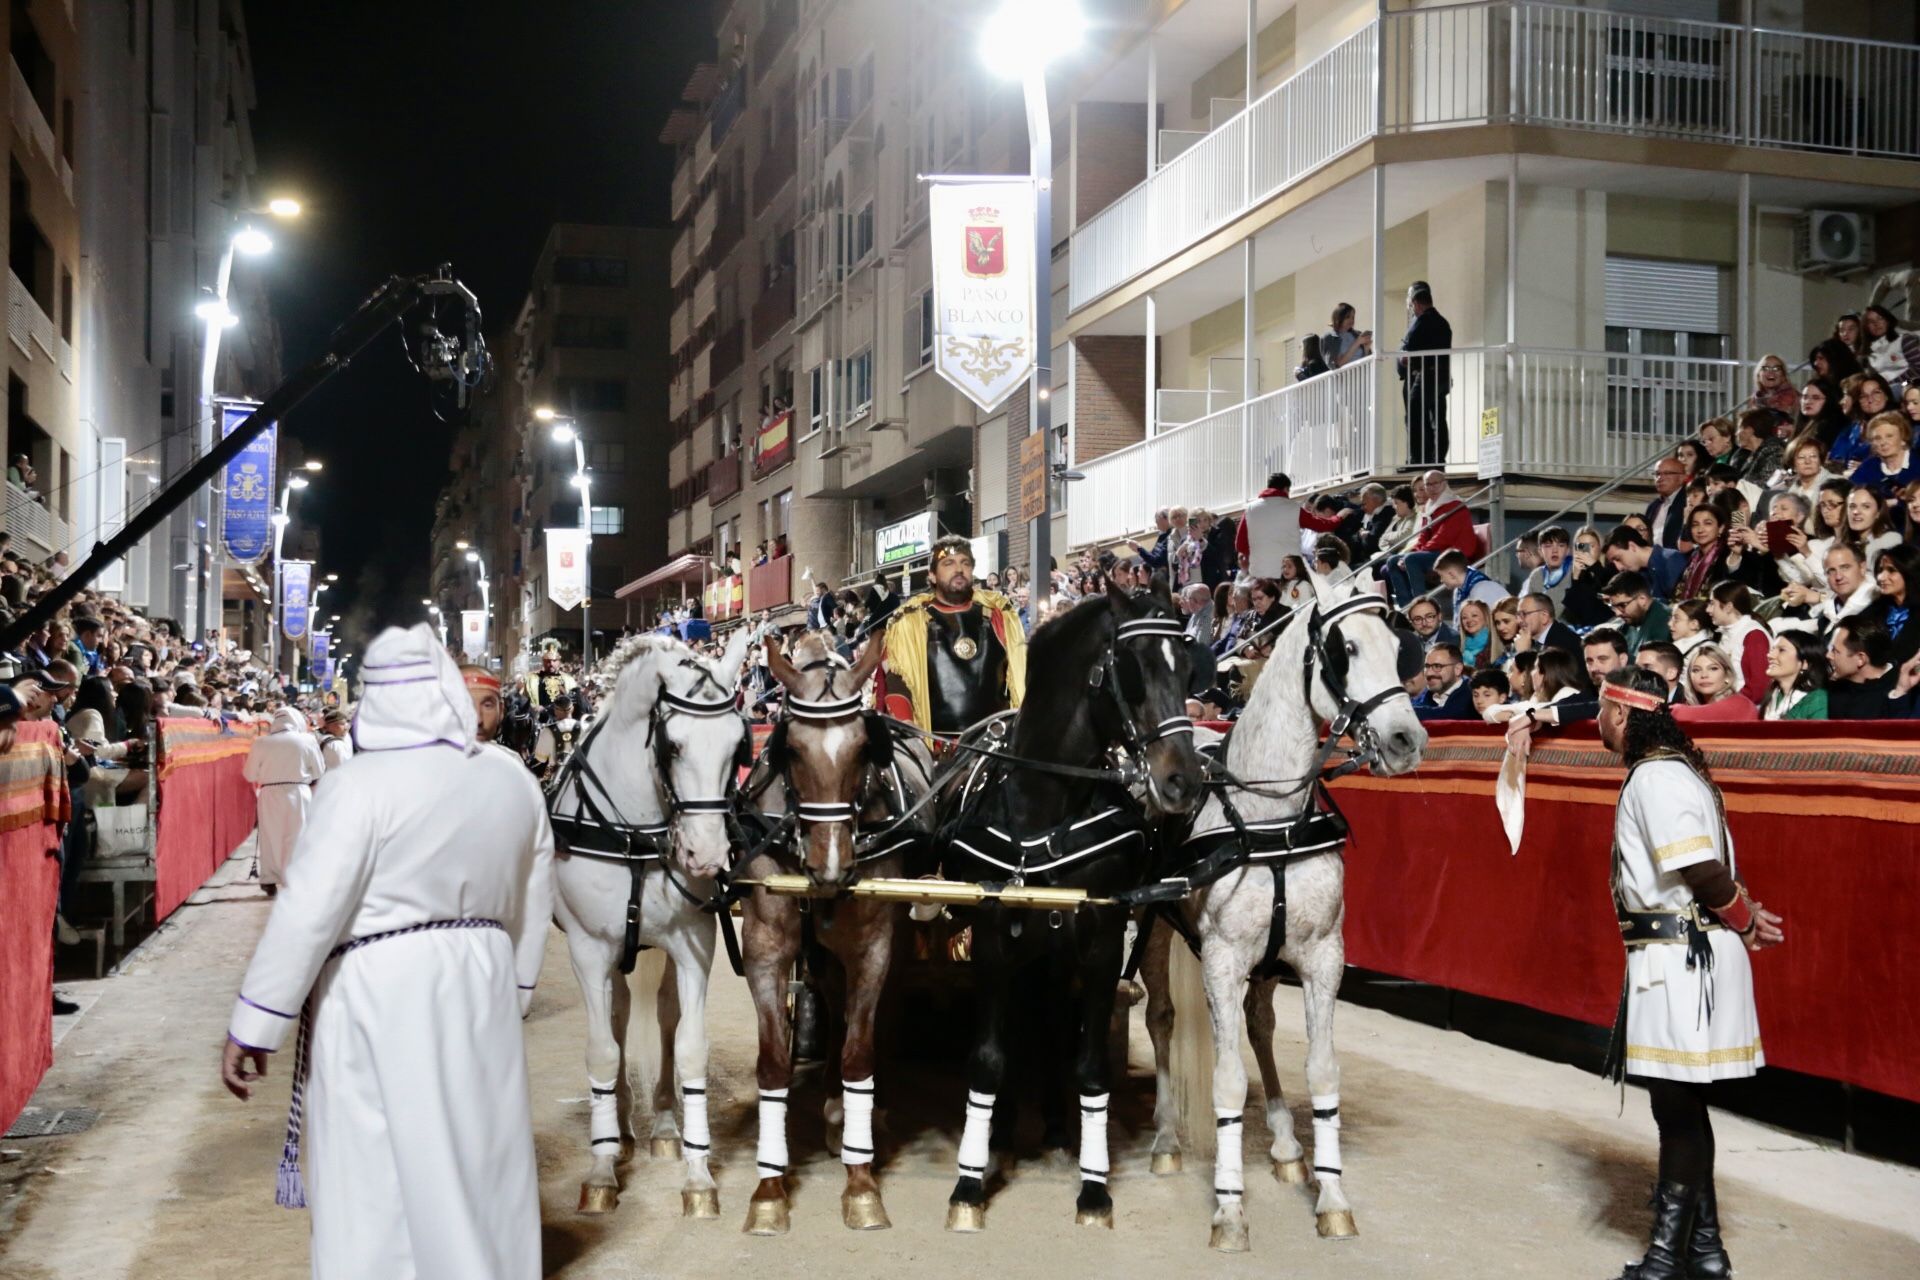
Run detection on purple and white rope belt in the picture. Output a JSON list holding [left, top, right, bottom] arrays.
[[274, 917, 505, 1209]]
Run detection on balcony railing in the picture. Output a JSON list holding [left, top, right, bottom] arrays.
[[748, 554, 794, 612], [1071, 4, 1920, 309], [710, 75, 748, 147], [8, 58, 55, 164], [6, 480, 70, 557], [1064, 346, 1737, 547], [7, 270, 55, 361], [710, 321, 746, 384], [753, 128, 797, 214], [707, 450, 743, 505], [751, 272, 796, 345], [709, 197, 746, 265]]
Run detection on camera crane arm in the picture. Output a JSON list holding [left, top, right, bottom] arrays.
[[1, 269, 486, 654]]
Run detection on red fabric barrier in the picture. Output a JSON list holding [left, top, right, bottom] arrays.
[[1329, 721, 1920, 1104], [154, 718, 262, 921], [0, 723, 71, 1135]]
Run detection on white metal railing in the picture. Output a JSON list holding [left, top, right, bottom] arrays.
[[7, 270, 54, 360], [8, 58, 55, 162], [1064, 346, 1736, 547], [1069, 4, 1920, 309], [6, 480, 70, 555], [1156, 387, 1241, 427]]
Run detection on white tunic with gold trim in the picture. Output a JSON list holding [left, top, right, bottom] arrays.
[[1614, 757, 1763, 1083]]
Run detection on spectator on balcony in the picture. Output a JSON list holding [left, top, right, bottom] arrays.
[[1129, 508, 1175, 569], [1643, 455, 1691, 549], [5, 455, 26, 487], [1772, 435, 1828, 509], [1788, 542, 1879, 632], [1529, 648, 1587, 708], [1832, 372, 1895, 469], [1747, 353, 1798, 417], [1735, 409, 1786, 487], [1808, 337, 1862, 386], [1351, 483, 1394, 559], [1234, 473, 1345, 579], [1706, 582, 1769, 706], [1564, 527, 1614, 629], [1179, 583, 1214, 646], [1835, 313, 1870, 362], [1457, 598, 1501, 671], [1174, 511, 1207, 589], [1520, 526, 1576, 611], [1583, 628, 1632, 691], [1760, 631, 1829, 721], [1863, 305, 1920, 390], [1275, 555, 1316, 609], [1868, 545, 1920, 668], [1432, 549, 1503, 623], [1603, 571, 1671, 655], [1515, 592, 1580, 659], [1294, 334, 1329, 382], [1850, 412, 1919, 499], [1633, 641, 1686, 703], [1797, 377, 1847, 451], [1505, 648, 1538, 701], [1212, 586, 1256, 657], [1904, 383, 1920, 433], [1826, 617, 1920, 719], [1398, 282, 1452, 467], [1675, 643, 1757, 723], [1405, 597, 1457, 655], [1200, 509, 1238, 588], [1469, 667, 1510, 718], [1321, 303, 1368, 369], [1375, 483, 1419, 560], [1412, 642, 1473, 721], [1382, 471, 1473, 605], [1841, 484, 1901, 563], [1698, 418, 1743, 470], [806, 578, 838, 631], [1673, 439, 1711, 482]]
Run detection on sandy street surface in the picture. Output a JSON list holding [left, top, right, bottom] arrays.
[[3, 841, 1917, 1279]]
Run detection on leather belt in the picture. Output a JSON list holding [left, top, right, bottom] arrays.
[[1618, 904, 1723, 947]]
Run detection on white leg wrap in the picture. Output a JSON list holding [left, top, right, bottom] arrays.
[[1079, 1092, 1111, 1184], [681, 1078, 710, 1161], [588, 1075, 621, 1152], [1310, 1093, 1343, 1180], [756, 1088, 789, 1178], [841, 1076, 876, 1166], [1214, 1108, 1245, 1199], [956, 1090, 995, 1180]]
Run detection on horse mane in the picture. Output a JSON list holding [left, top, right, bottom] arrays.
[[1014, 594, 1115, 742], [599, 633, 675, 691]]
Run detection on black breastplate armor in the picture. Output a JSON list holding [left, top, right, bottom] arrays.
[[926, 604, 1007, 733]]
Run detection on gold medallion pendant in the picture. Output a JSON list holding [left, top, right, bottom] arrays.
[[952, 636, 979, 660]]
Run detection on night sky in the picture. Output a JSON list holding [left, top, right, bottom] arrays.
[[242, 2, 709, 641]]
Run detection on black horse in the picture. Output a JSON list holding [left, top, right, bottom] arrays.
[[942, 576, 1210, 1231]]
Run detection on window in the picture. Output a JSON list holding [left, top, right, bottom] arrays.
[[912, 289, 934, 369], [807, 363, 827, 435], [839, 349, 873, 417], [554, 376, 627, 413], [552, 255, 629, 287], [553, 314, 629, 349], [591, 505, 626, 536], [849, 202, 875, 264], [586, 441, 626, 472], [777, 489, 793, 541], [1603, 257, 1729, 435]]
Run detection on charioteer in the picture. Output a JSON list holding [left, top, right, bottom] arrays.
[[534, 695, 583, 780], [524, 641, 580, 721], [881, 535, 1027, 736]]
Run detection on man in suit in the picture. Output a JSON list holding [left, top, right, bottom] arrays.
[[1412, 642, 1474, 720], [806, 578, 839, 631], [1398, 281, 1453, 467], [1604, 526, 1689, 600], [1518, 592, 1582, 658], [1643, 455, 1690, 549]]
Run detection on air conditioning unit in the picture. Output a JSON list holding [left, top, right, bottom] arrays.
[[1796, 211, 1874, 275]]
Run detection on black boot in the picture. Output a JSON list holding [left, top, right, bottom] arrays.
[[1618, 1181, 1694, 1280], [1686, 1181, 1732, 1279]]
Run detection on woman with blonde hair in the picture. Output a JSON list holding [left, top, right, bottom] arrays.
[[1675, 643, 1757, 723], [1458, 598, 1503, 670], [1747, 353, 1797, 416]]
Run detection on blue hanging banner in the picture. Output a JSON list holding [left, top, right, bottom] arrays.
[[311, 630, 332, 683], [282, 561, 312, 640], [219, 400, 276, 564]]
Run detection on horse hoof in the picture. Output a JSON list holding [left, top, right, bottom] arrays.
[[946, 1202, 986, 1232], [1073, 1205, 1114, 1229], [650, 1137, 683, 1159], [1273, 1157, 1310, 1184], [842, 1188, 891, 1230], [743, 1198, 790, 1236], [1209, 1219, 1250, 1253], [577, 1183, 619, 1214], [1317, 1209, 1359, 1239], [682, 1188, 720, 1219], [1150, 1150, 1183, 1176]]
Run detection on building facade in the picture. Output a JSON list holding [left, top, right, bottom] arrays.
[[652, 0, 1920, 605], [432, 224, 672, 669], [5, 0, 279, 631]]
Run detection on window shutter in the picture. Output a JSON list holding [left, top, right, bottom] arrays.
[[1604, 257, 1724, 334]]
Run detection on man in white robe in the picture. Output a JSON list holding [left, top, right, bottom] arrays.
[[317, 709, 353, 770], [221, 624, 555, 1280], [243, 707, 326, 894]]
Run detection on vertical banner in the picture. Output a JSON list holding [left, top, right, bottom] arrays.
[[461, 610, 487, 660], [311, 631, 332, 684], [281, 561, 312, 640], [218, 401, 275, 564], [546, 527, 588, 611], [929, 179, 1036, 412]]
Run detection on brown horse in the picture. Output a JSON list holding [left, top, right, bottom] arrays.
[[737, 630, 933, 1234]]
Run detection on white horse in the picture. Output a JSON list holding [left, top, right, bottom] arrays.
[[1141, 577, 1426, 1252], [551, 630, 752, 1219]]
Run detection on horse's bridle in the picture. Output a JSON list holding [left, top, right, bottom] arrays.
[[1085, 612, 1199, 794], [772, 655, 869, 835], [650, 657, 748, 822], [1296, 594, 1412, 782]]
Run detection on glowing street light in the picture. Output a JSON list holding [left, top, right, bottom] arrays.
[[550, 423, 576, 444], [195, 297, 239, 327], [978, 0, 1084, 78], [532, 406, 557, 421], [302, 459, 324, 472], [233, 227, 273, 256], [267, 197, 303, 218]]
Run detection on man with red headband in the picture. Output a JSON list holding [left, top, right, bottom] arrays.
[[882, 534, 1027, 734], [460, 664, 505, 744], [1592, 667, 1783, 1280]]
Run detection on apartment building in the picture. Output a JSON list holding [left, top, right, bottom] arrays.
[[432, 224, 672, 668], [1055, 0, 1920, 552], [6, 0, 277, 630], [656, 1, 1920, 602]]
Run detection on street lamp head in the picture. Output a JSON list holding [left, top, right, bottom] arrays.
[[570, 473, 591, 491], [195, 298, 239, 328], [232, 227, 274, 256], [465, 550, 480, 563], [267, 197, 303, 218], [302, 460, 324, 472], [533, 406, 557, 422], [980, 0, 1085, 78], [325, 572, 338, 581], [550, 423, 576, 444], [454, 539, 470, 550], [288, 475, 310, 491]]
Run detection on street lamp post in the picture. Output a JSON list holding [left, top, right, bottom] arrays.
[[536, 408, 593, 668], [464, 548, 492, 661], [268, 460, 321, 684], [981, 1, 1082, 613]]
